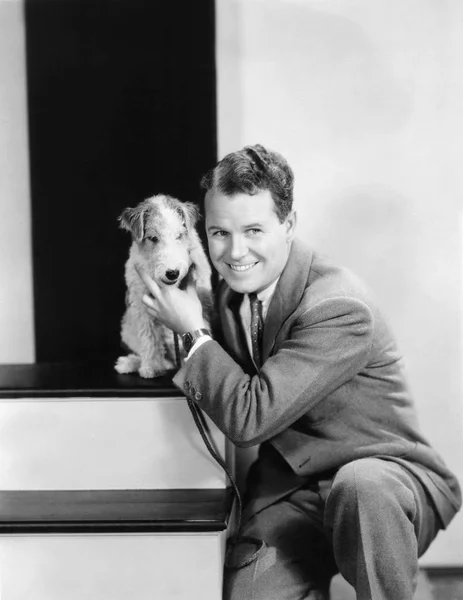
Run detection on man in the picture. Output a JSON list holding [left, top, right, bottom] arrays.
[[138, 144, 461, 600]]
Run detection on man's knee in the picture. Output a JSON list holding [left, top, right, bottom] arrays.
[[328, 458, 381, 504], [326, 458, 416, 523]]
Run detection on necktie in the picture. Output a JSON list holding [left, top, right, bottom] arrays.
[[249, 292, 264, 367]]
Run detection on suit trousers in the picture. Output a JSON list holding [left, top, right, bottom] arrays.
[[223, 457, 441, 600]]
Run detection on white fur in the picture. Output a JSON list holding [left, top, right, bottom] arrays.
[[115, 194, 212, 378]]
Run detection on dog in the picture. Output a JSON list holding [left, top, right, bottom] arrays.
[[115, 194, 212, 378]]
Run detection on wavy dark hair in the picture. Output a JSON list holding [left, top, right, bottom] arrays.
[[200, 144, 294, 222]]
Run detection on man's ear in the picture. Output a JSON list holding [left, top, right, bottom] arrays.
[[285, 210, 297, 243]]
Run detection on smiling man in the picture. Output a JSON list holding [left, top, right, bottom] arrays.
[[205, 187, 296, 296], [139, 144, 461, 600]]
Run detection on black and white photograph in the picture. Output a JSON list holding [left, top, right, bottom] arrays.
[[0, 1, 462, 598]]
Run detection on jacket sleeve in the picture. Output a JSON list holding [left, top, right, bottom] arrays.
[[172, 296, 374, 447]]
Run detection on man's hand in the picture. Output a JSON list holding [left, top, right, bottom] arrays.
[[136, 265, 206, 334]]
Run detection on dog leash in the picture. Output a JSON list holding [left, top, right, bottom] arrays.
[[173, 333, 266, 570]]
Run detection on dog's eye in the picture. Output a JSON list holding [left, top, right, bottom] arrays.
[[176, 231, 185, 241], [146, 236, 158, 244]]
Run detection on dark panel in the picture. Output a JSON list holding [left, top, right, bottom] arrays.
[[0, 361, 179, 398], [0, 489, 233, 533], [25, 0, 217, 361]]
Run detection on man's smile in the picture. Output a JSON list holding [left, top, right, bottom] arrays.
[[228, 262, 259, 272]]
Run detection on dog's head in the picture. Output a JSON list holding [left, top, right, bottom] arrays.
[[119, 194, 200, 286]]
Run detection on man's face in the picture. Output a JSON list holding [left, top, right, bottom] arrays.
[[205, 189, 296, 294]]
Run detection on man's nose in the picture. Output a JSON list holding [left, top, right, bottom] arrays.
[[229, 235, 248, 260]]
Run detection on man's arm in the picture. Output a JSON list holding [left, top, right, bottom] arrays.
[[173, 296, 374, 447]]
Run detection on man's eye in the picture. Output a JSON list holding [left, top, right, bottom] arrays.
[[247, 228, 262, 235], [213, 230, 228, 237]]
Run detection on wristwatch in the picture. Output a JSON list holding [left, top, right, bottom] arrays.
[[181, 328, 212, 354]]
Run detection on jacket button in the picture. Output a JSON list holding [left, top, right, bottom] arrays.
[[194, 392, 202, 401]]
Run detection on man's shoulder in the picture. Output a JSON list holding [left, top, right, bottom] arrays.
[[291, 240, 378, 310]]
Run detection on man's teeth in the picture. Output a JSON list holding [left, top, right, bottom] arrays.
[[229, 263, 257, 272]]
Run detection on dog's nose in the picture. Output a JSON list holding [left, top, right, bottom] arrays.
[[165, 269, 180, 282]]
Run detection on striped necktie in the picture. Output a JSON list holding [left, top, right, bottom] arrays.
[[249, 292, 264, 367]]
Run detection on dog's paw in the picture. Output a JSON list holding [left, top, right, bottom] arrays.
[[138, 365, 166, 379], [115, 354, 141, 374]]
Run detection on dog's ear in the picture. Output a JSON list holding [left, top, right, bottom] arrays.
[[178, 201, 200, 231], [118, 205, 147, 242]]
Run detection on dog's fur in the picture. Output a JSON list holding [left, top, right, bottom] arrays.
[[115, 194, 212, 378]]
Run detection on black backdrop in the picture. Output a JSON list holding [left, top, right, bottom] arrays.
[[25, 0, 217, 362]]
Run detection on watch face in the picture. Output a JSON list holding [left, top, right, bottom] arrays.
[[182, 329, 211, 354], [182, 332, 194, 353]]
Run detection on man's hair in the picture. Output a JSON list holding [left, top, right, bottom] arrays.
[[200, 144, 294, 222]]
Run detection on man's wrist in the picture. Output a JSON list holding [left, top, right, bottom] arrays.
[[185, 334, 212, 361], [180, 318, 206, 334], [181, 328, 212, 354]]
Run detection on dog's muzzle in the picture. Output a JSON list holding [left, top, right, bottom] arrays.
[[164, 269, 180, 284], [165, 269, 179, 281]]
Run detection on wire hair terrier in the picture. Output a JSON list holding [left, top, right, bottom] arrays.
[[115, 194, 212, 378]]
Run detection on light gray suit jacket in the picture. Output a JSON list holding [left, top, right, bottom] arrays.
[[173, 239, 461, 527]]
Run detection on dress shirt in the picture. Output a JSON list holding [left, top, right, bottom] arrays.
[[239, 279, 278, 358], [186, 278, 279, 360]]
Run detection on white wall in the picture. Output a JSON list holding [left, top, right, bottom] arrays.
[[217, 0, 463, 565], [0, 0, 34, 363]]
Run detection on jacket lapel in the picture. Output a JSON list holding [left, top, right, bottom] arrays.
[[262, 240, 314, 361]]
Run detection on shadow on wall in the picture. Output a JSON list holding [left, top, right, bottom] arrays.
[[312, 184, 418, 313], [239, 1, 414, 147]]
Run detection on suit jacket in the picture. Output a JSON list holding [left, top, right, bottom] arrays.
[[173, 239, 461, 527]]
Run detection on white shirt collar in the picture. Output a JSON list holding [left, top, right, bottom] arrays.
[[238, 278, 279, 361], [240, 277, 279, 327], [254, 279, 279, 320]]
